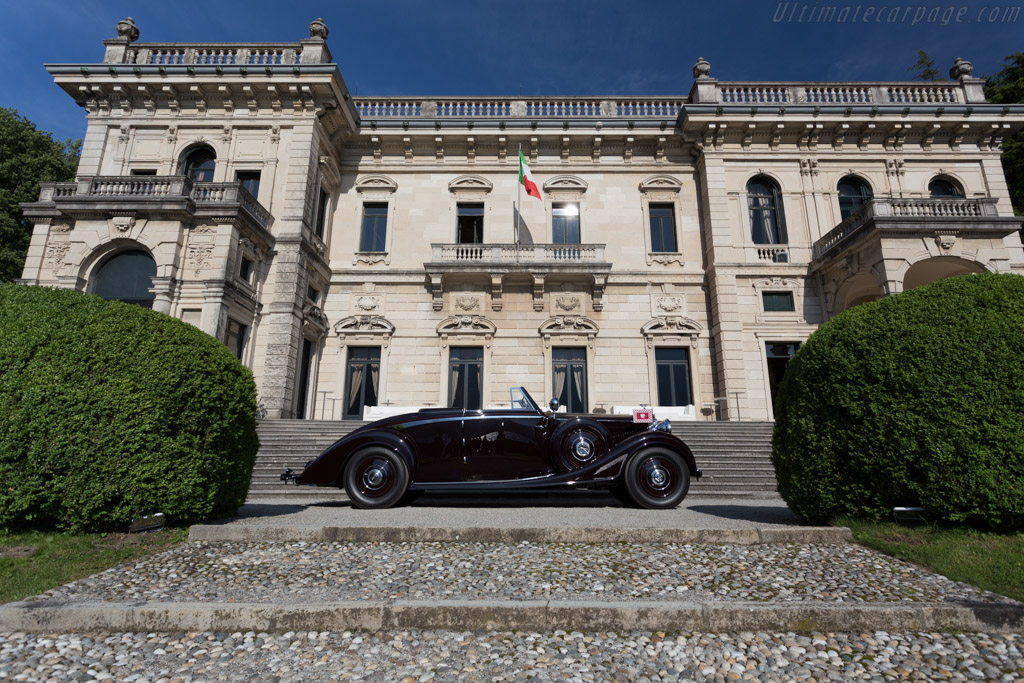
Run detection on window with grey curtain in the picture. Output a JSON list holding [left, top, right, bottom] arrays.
[[747, 177, 787, 244]]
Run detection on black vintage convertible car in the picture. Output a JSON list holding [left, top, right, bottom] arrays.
[[283, 387, 701, 509]]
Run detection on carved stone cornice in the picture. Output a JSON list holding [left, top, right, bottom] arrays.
[[333, 314, 395, 348], [436, 315, 497, 347], [641, 316, 702, 349], [539, 315, 599, 348]]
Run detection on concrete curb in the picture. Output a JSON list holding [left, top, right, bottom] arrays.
[[187, 525, 852, 545], [2, 599, 1021, 634]]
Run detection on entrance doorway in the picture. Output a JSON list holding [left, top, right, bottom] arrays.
[[552, 348, 587, 413], [344, 347, 381, 419], [765, 342, 800, 416]]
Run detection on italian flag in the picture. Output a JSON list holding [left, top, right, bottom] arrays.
[[519, 150, 541, 200]]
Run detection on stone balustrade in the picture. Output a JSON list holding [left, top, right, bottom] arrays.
[[355, 97, 684, 120], [124, 44, 303, 66], [708, 82, 969, 106], [431, 243, 606, 264], [34, 176, 271, 229], [812, 197, 1002, 260]]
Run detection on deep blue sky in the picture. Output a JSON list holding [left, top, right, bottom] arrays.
[[2, 0, 1021, 143]]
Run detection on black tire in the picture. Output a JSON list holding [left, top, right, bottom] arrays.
[[343, 447, 410, 509], [623, 448, 690, 510], [553, 428, 606, 472]]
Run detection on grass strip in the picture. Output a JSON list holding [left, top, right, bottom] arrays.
[[0, 528, 188, 604], [838, 516, 1024, 602]]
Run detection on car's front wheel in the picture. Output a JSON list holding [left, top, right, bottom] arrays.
[[623, 448, 690, 509], [344, 447, 410, 509]]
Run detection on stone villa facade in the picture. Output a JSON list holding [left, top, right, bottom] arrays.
[[20, 18, 1024, 421]]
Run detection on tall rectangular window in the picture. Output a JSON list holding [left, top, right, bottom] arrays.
[[239, 257, 255, 284], [552, 203, 580, 244], [649, 204, 677, 252], [655, 348, 693, 406], [225, 318, 249, 361], [449, 347, 483, 410], [552, 348, 587, 413], [360, 203, 388, 252], [457, 204, 484, 244], [236, 171, 261, 198], [344, 347, 381, 419], [313, 188, 329, 239]]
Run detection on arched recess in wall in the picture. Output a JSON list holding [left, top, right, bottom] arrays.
[[903, 256, 986, 291], [87, 249, 157, 308], [836, 175, 873, 220], [834, 272, 881, 314]]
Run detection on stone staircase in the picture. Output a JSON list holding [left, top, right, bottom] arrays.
[[248, 419, 778, 499]]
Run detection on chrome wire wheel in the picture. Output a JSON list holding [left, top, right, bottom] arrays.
[[624, 448, 690, 509], [554, 428, 605, 472]]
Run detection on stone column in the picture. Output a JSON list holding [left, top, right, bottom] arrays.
[[253, 120, 320, 419], [695, 154, 749, 421]]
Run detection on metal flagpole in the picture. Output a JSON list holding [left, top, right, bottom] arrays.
[[516, 143, 522, 263]]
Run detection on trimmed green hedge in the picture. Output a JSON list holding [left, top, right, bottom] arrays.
[[0, 284, 258, 531], [771, 273, 1024, 528]]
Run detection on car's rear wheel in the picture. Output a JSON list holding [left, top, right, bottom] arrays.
[[344, 447, 409, 509], [623, 448, 690, 509]]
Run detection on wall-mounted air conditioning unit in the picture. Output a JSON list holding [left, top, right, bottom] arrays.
[[773, 250, 789, 263]]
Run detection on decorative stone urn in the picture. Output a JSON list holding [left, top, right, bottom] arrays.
[[116, 17, 139, 43], [949, 57, 973, 79], [693, 57, 711, 79], [309, 18, 328, 40]]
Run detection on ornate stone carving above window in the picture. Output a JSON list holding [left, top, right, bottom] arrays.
[[651, 295, 685, 316], [334, 314, 395, 348], [539, 315, 599, 349], [354, 174, 398, 196], [302, 304, 329, 339], [437, 315, 497, 347], [448, 175, 493, 200], [352, 293, 384, 313], [552, 294, 583, 314], [542, 175, 588, 199], [451, 294, 483, 313], [638, 174, 683, 201], [641, 316, 702, 349]]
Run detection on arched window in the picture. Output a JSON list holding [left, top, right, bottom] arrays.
[[89, 250, 157, 308], [747, 176, 787, 244], [837, 176, 873, 220], [181, 146, 216, 182], [929, 177, 963, 198]]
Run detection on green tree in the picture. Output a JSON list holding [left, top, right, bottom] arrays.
[[907, 49, 941, 81], [0, 109, 80, 282], [984, 53, 1024, 218]]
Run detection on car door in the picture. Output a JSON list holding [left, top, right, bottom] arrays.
[[459, 410, 551, 481]]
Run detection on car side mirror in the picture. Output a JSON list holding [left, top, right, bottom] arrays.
[[549, 398, 559, 413]]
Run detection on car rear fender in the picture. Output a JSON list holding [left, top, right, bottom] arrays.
[[296, 429, 418, 486]]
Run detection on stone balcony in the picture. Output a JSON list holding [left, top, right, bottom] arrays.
[[24, 176, 273, 235], [811, 197, 1020, 264], [424, 242, 612, 313]]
